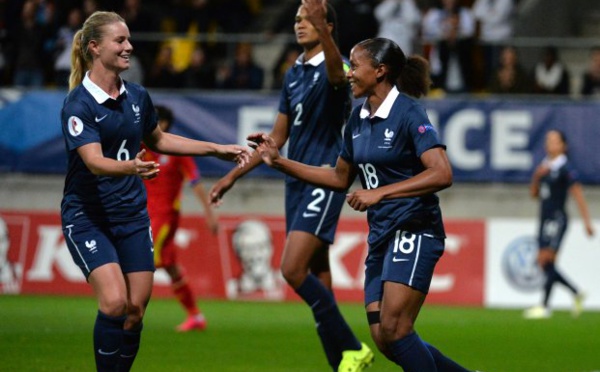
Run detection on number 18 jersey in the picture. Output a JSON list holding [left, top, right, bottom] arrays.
[[341, 87, 446, 250]]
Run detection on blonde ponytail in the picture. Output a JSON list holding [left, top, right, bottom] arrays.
[[69, 30, 88, 91]]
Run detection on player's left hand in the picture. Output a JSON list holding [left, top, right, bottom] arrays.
[[134, 149, 160, 180], [302, 0, 327, 27], [345, 189, 382, 212]]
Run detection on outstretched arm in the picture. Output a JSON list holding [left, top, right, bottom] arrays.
[[209, 113, 290, 205], [249, 132, 354, 192], [143, 126, 251, 167]]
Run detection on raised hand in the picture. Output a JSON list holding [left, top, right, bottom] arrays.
[[302, 0, 328, 27]]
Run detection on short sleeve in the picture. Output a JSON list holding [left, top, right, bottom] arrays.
[[407, 104, 445, 157], [61, 101, 101, 151]]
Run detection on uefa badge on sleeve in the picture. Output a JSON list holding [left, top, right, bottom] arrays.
[[67, 116, 84, 137]]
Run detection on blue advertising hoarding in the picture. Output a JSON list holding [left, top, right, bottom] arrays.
[[1, 90, 599, 183]]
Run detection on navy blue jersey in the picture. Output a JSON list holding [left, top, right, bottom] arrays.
[[278, 51, 351, 176], [61, 75, 158, 224], [340, 88, 446, 249], [538, 155, 578, 220]]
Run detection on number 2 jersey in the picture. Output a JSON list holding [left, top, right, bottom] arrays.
[[340, 87, 446, 250], [278, 51, 351, 174], [60, 75, 158, 224]]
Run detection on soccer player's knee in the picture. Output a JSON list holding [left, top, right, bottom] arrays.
[[280, 263, 306, 287], [379, 316, 414, 342], [100, 297, 128, 317]]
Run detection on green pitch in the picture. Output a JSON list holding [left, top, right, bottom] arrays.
[[1, 296, 599, 371]]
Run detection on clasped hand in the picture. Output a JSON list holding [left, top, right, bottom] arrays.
[[247, 132, 280, 166]]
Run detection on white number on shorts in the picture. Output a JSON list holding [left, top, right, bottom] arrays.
[[117, 139, 130, 161], [358, 163, 379, 189], [393, 230, 416, 255], [307, 188, 326, 213]]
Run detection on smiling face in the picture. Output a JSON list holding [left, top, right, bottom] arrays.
[[90, 21, 133, 74], [347, 45, 381, 98]]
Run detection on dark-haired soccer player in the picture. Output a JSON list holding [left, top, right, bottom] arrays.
[[523, 129, 594, 319], [60, 11, 249, 371], [142, 105, 218, 331], [210, 1, 373, 371], [250, 37, 473, 371]]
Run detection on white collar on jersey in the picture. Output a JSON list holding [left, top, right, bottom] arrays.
[[296, 51, 325, 66], [359, 86, 400, 119], [542, 154, 567, 171], [83, 71, 127, 104]]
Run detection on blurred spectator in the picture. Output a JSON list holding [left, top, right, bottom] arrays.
[[212, 0, 252, 33], [170, 0, 212, 34], [120, 0, 160, 82], [488, 45, 532, 94], [180, 45, 216, 89], [262, 0, 297, 39], [271, 43, 302, 90], [374, 0, 422, 56], [580, 46, 600, 97], [533, 46, 570, 95], [422, 0, 476, 93], [8, 0, 47, 87], [82, 0, 99, 18], [120, 54, 145, 84], [148, 44, 181, 88], [53, 7, 83, 87], [216, 42, 263, 90], [473, 0, 516, 87], [334, 0, 379, 57]]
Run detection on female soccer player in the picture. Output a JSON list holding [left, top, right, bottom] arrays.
[[250, 38, 473, 371], [210, 1, 373, 371], [60, 11, 249, 371], [523, 129, 594, 319]]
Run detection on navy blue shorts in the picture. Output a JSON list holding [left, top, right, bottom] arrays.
[[285, 182, 345, 244], [364, 229, 444, 305], [62, 218, 155, 279], [538, 213, 567, 251]]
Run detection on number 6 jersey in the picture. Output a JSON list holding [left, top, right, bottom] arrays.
[[61, 74, 157, 224]]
